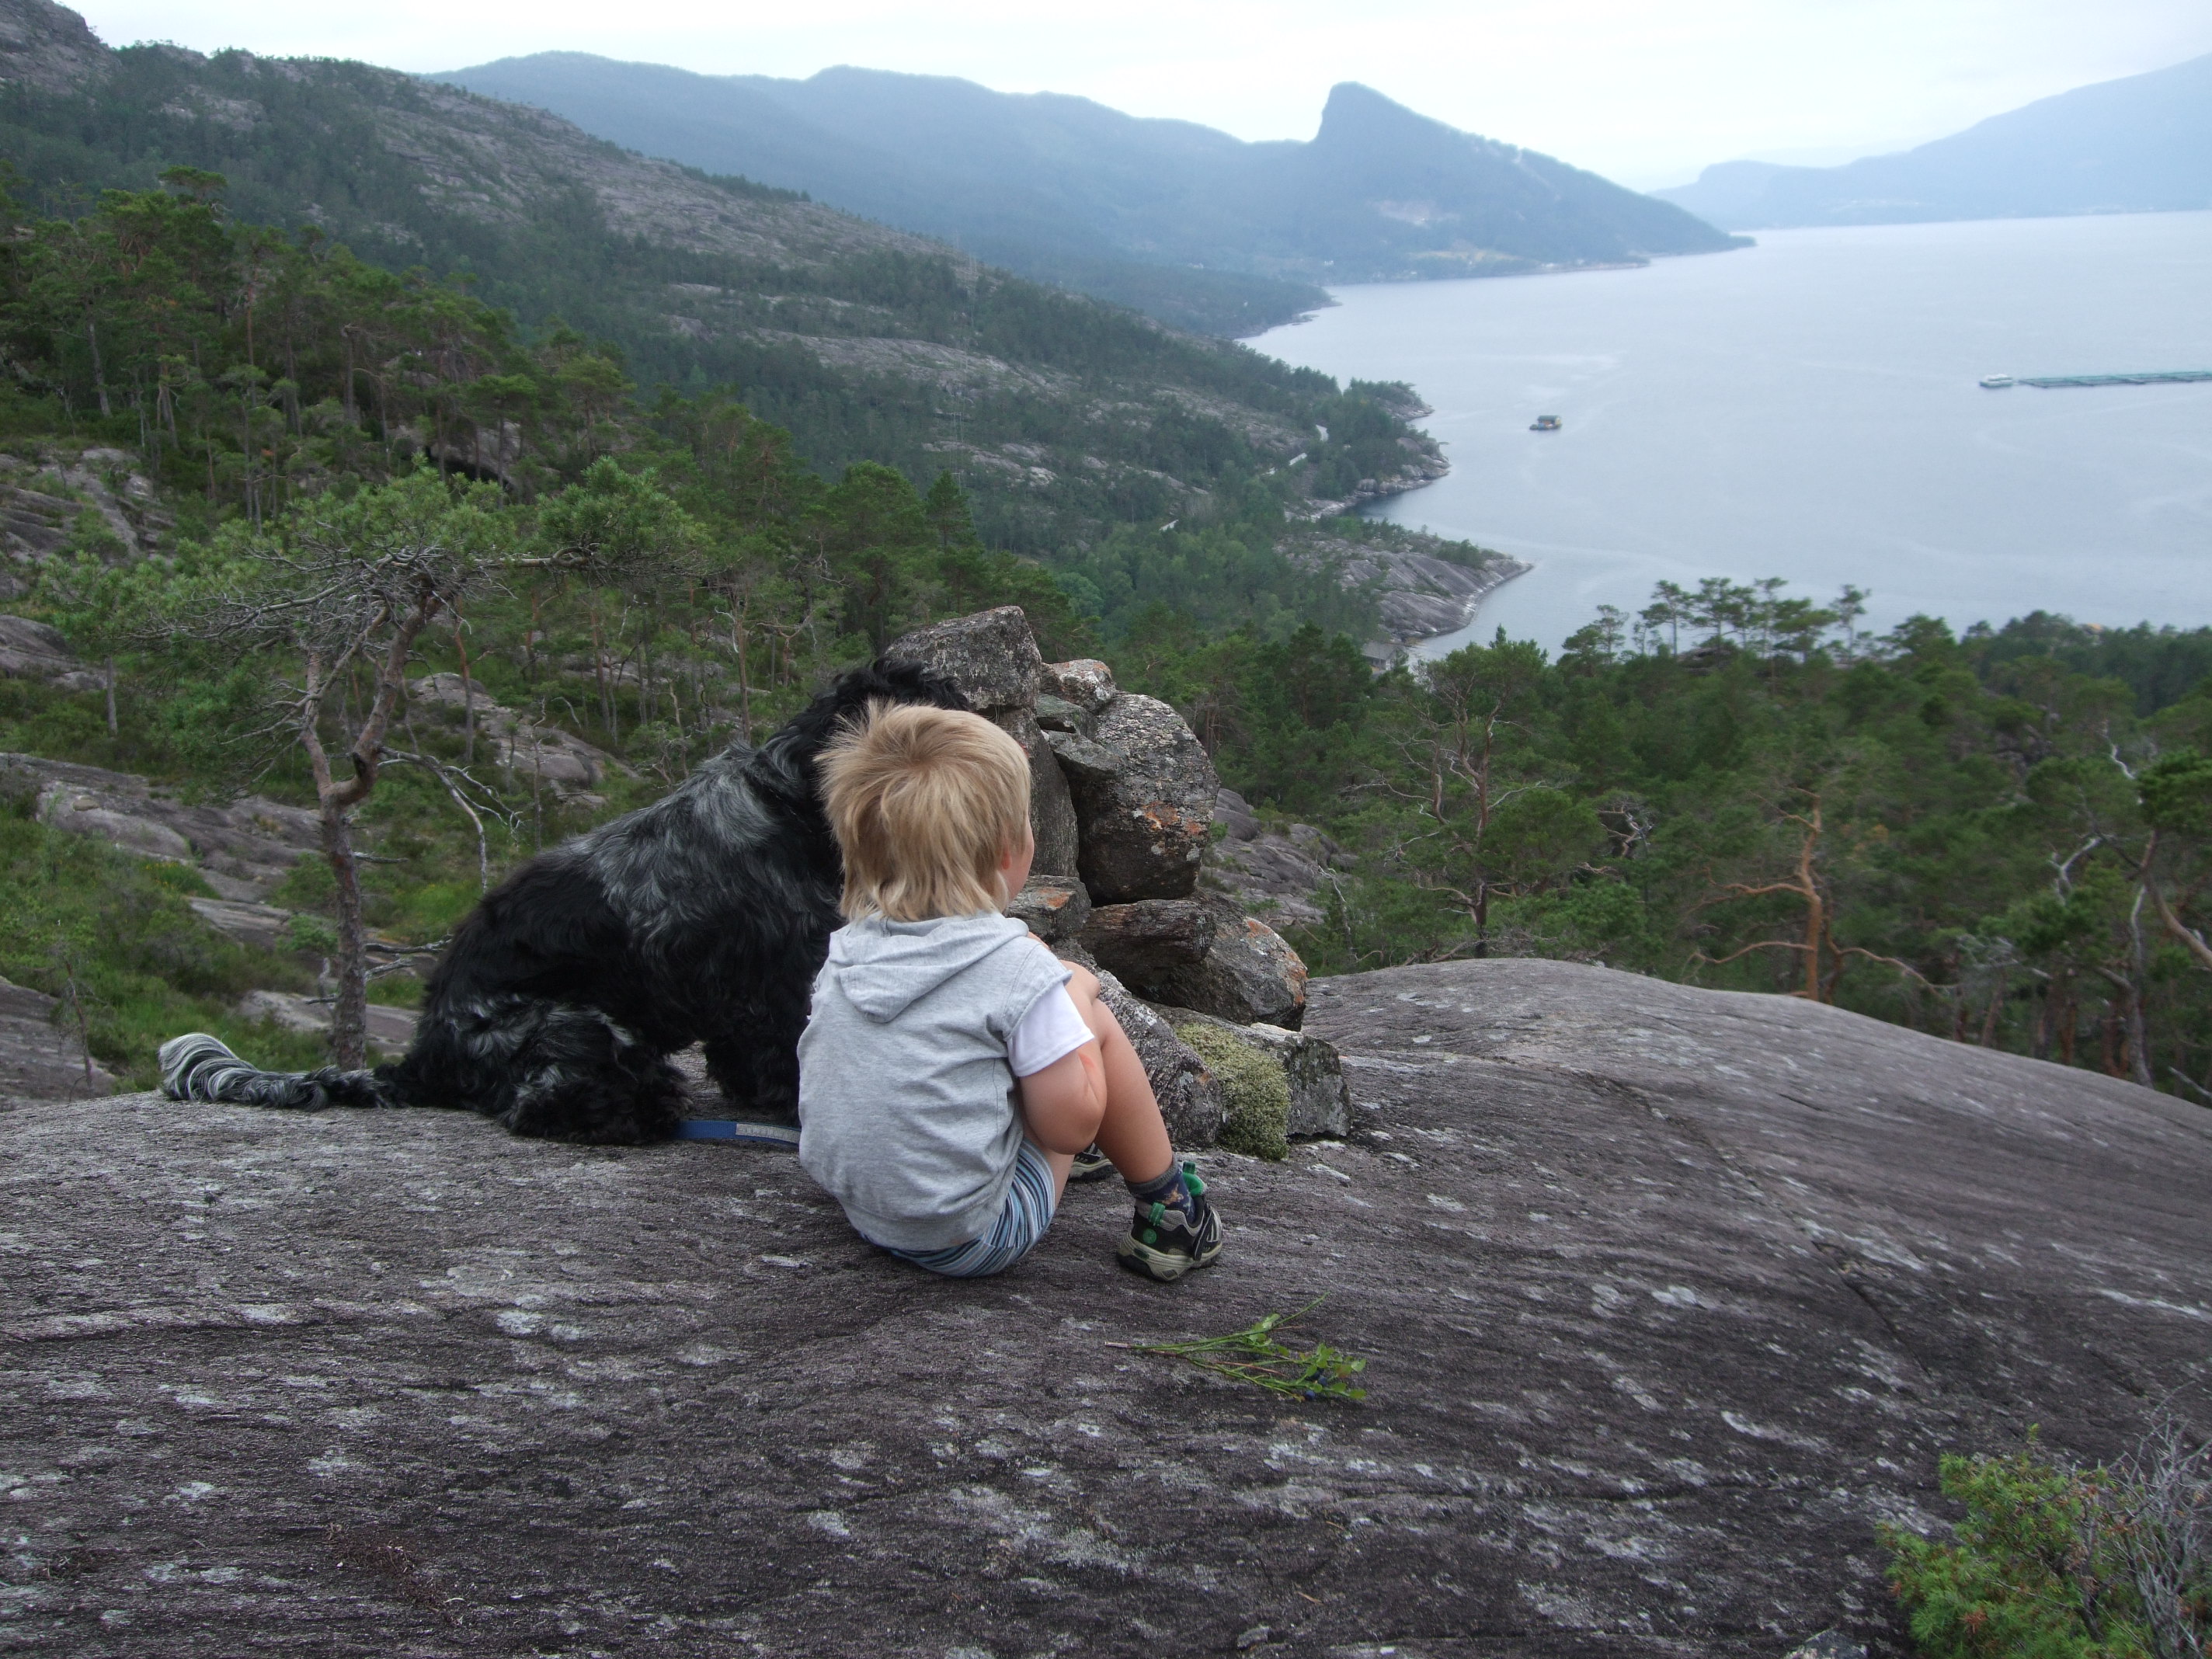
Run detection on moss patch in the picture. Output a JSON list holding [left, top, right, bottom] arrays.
[[1177, 1021, 1290, 1160]]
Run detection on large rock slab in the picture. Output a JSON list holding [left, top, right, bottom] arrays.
[[1048, 693, 1218, 903], [6, 959, 2208, 1656], [407, 673, 618, 795]]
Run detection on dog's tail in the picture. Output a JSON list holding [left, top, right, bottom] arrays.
[[159, 1033, 398, 1111]]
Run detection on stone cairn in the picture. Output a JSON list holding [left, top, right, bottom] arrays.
[[885, 607, 1351, 1158]]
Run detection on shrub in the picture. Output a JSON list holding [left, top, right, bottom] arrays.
[[1882, 1424, 2210, 1659]]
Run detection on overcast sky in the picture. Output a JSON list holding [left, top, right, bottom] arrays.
[[68, 0, 2212, 188]]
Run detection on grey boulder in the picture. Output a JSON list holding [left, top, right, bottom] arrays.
[[1038, 656, 1117, 715], [1094, 893, 1306, 1029], [1048, 694, 1219, 903], [884, 604, 1041, 714], [1176, 899, 1309, 1029], [885, 608, 1078, 877], [1005, 876, 1091, 946], [1076, 898, 1215, 989]]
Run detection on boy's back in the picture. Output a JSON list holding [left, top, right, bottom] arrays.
[[798, 913, 1068, 1254]]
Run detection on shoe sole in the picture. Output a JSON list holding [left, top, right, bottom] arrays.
[[1115, 1233, 1224, 1283]]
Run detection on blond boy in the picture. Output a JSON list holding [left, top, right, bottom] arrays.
[[797, 703, 1223, 1280]]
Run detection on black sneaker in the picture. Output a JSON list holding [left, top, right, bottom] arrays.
[[1116, 1162, 1223, 1282], [1069, 1144, 1116, 1182]]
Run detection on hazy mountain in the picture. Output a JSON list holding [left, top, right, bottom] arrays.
[[1656, 52, 2212, 229], [433, 57, 1743, 328]]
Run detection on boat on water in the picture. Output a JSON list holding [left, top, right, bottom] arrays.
[[1530, 415, 1562, 431], [1979, 374, 2015, 389]]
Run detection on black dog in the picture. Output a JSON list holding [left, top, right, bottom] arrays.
[[161, 661, 965, 1143]]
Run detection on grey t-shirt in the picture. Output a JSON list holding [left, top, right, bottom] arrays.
[[797, 913, 1070, 1252]]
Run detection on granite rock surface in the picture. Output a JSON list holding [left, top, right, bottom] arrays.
[[7, 958, 2206, 1656], [3, 752, 319, 901]]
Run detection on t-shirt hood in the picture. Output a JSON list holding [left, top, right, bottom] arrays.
[[825, 913, 1033, 1022]]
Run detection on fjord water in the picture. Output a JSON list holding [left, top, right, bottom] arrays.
[[1255, 211, 2212, 652]]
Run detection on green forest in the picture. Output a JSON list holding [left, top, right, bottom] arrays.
[[0, 171, 2207, 1102]]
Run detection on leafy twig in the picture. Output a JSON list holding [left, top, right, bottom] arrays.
[[1108, 1300, 1367, 1402]]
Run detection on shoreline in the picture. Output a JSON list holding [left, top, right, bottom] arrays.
[[1397, 554, 1535, 661]]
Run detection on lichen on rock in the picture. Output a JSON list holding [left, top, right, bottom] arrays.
[[1174, 1018, 1290, 1160]]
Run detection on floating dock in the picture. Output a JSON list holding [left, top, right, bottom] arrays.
[[2018, 369, 2212, 389]]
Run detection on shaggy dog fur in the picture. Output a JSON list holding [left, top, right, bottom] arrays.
[[162, 661, 966, 1143]]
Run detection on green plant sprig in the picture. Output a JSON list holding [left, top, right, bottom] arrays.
[[1111, 1299, 1367, 1403]]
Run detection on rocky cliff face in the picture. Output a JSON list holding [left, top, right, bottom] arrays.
[[6, 957, 2202, 1654]]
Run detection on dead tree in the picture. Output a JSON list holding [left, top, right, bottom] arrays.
[[1692, 793, 1922, 1003], [156, 471, 506, 1066]]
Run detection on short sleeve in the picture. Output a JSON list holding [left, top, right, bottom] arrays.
[[1006, 986, 1094, 1077]]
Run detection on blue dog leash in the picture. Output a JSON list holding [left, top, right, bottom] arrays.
[[673, 1119, 802, 1149]]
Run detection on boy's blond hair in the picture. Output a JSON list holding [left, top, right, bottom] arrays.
[[819, 702, 1032, 923]]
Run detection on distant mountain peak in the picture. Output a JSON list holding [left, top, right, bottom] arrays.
[[1655, 50, 2212, 228]]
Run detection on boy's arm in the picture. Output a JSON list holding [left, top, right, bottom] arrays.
[[1017, 1039, 1106, 1153], [1013, 962, 1109, 1153]]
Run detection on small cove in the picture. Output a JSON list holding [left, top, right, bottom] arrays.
[[1257, 211, 2212, 652]]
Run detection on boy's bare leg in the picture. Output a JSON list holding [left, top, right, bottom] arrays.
[[1070, 992, 1174, 1185], [1032, 1143, 1076, 1201]]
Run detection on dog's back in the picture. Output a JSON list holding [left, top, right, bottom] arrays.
[[162, 659, 969, 1143]]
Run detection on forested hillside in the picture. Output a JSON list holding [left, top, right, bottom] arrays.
[[1128, 592, 2212, 1099], [0, 0, 1446, 558]]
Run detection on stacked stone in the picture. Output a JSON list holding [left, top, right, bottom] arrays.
[[885, 607, 1351, 1156]]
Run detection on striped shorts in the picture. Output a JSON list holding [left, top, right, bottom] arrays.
[[880, 1142, 1059, 1278]]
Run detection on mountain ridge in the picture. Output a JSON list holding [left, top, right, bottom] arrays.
[[431, 54, 1744, 328], [1656, 50, 2212, 228]]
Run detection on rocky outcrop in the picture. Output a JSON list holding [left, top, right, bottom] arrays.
[[235, 989, 418, 1059], [0, 974, 112, 1097], [0, 449, 174, 597], [0, 614, 103, 691], [1201, 786, 1342, 928], [886, 610, 1322, 1148], [406, 673, 619, 797], [2, 752, 319, 901], [9, 958, 2204, 1654], [0, 0, 108, 95], [1285, 528, 1535, 648]]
